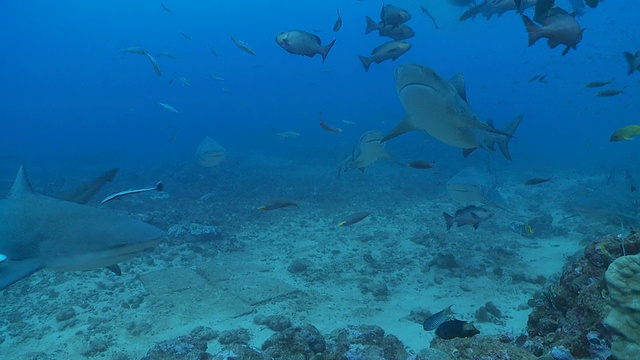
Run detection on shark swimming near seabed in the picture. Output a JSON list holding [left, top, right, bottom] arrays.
[[381, 63, 521, 160], [0, 166, 165, 290], [338, 130, 400, 175]]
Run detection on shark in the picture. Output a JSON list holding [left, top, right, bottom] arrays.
[[380, 63, 521, 160], [0, 166, 165, 290], [338, 131, 399, 174]]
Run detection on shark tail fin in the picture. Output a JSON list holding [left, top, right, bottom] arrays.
[[380, 116, 416, 143], [322, 39, 336, 63], [497, 114, 524, 161], [443, 212, 454, 230], [623, 51, 638, 74], [365, 16, 378, 34], [358, 55, 371, 72], [522, 15, 544, 46]]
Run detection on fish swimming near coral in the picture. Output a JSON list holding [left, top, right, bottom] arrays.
[[423, 305, 454, 331], [446, 167, 505, 206], [443, 205, 493, 230], [381, 64, 518, 159], [338, 131, 398, 174], [0, 166, 165, 289], [435, 319, 480, 339]]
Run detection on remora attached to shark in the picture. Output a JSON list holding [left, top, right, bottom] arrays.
[[338, 131, 398, 174], [0, 166, 165, 290], [381, 63, 522, 160]]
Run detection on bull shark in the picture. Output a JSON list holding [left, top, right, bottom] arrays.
[[0, 166, 165, 290], [338, 131, 399, 174], [381, 63, 521, 160]]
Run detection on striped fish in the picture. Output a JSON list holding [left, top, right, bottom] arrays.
[[423, 305, 454, 331]]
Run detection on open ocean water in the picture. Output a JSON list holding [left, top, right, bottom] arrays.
[[1, 1, 640, 359]]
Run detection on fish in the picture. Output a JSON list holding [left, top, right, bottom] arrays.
[[533, 0, 556, 22], [380, 64, 518, 159], [100, 182, 163, 205], [338, 211, 371, 227], [461, 0, 535, 21], [528, 74, 542, 82], [120, 46, 147, 56], [257, 200, 297, 211], [155, 51, 177, 59], [365, 17, 415, 40], [0, 166, 164, 289], [231, 37, 256, 56], [446, 167, 505, 206], [276, 131, 301, 139], [209, 47, 218, 57], [160, 2, 173, 13], [338, 131, 398, 174], [146, 53, 162, 76], [524, 177, 553, 185], [610, 125, 640, 142], [596, 89, 624, 97], [61, 168, 119, 204], [509, 222, 534, 237], [211, 75, 225, 82], [319, 112, 343, 134], [570, 0, 586, 16], [623, 51, 640, 74], [379, 4, 412, 28], [333, 9, 342, 32], [159, 102, 179, 113], [435, 320, 480, 340], [276, 30, 336, 62], [443, 205, 493, 230], [522, 7, 584, 56], [196, 137, 226, 167], [407, 160, 435, 170], [180, 31, 192, 40], [423, 305, 454, 331], [420, 6, 439, 30], [584, 79, 614, 88], [358, 40, 411, 72]]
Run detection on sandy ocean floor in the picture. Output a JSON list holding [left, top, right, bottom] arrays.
[[0, 159, 612, 359]]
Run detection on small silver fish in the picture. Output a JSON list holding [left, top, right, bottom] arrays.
[[101, 182, 163, 205]]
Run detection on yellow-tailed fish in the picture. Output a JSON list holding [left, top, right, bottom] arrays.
[[338, 211, 371, 227], [610, 125, 640, 142]]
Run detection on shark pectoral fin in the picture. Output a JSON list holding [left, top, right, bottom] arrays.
[[462, 148, 477, 157], [0, 259, 42, 290], [449, 73, 467, 102], [380, 116, 417, 143], [106, 264, 122, 276]]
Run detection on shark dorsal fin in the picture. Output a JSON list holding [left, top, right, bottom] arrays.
[[8, 166, 36, 199], [449, 73, 467, 102]]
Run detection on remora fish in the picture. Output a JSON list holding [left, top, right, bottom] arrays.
[[159, 102, 179, 113], [623, 51, 640, 74], [146, 53, 162, 76], [381, 64, 518, 159], [358, 40, 411, 72], [338, 131, 398, 174], [365, 17, 415, 40], [0, 166, 165, 289], [420, 6, 439, 30], [596, 89, 624, 97], [101, 182, 163, 204], [333, 9, 342, 32], [443, 205, 493, 230], [584, 79, 614, 88], [121, 46, 147, 56], [160, 1, 173, 13], [276, 30, 336, 62], [522, 7, 584, 56], [524, 176, 553, 185]]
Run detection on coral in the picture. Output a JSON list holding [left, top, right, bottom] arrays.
[[604, 254, 640, 359], [141, 336, 210, 360], [430, 335, 537, 359]]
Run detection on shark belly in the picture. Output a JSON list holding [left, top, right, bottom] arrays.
[[400, 84, 481, 148]]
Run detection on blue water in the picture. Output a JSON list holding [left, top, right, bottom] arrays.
[[1, 0, 638, 175]]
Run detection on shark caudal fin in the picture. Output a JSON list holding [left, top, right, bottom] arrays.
[[497, 114, 524, 161]]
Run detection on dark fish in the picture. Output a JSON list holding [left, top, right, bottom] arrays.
[[319, 112, 342, 134], [443, 206, 493, 230], [522, 7, 584, 56], [435, 320, 480, 340], [358, 40, 411, 72], [585, 0, 601, 8], [407, 160, 434, 170], [528, 74, 542, 82], [584, 79, 614, 88], [257, 200, 297, 211], [338, 211, 371, 227], [379, 4, 412, 28], [209, 47, 218, 57], [365, 17, 415, 41], [533, 0, 555, 23], [420, 6, 439, 30], [623, 51, 640, 74], [160, 1, 172, 13], [333, 9, 342, 32], [595, 89, 624, 97], [276, 30, 336, 62], [101, 182, 163, 204], [449, 0, 477, 7], [180, 31, 192, 40], [524, 176, 552, 185], [423, 305, 454, 331]]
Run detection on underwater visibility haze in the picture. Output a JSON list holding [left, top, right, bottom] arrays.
[[1, 0, 640, 359]]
